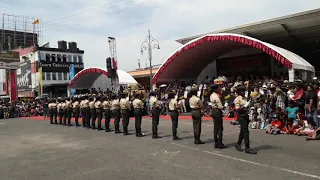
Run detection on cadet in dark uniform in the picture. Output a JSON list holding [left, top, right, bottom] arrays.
[[95, 96, 103, 131], [89, 97, 96, 129], [168, 91, 181, 140], [66, 98, 73, 126], [149, 91, 161, 139], [111, 94, 122, 134], [132, 93, 145, 137], [189, 88, 205, 144], [73, 97, 81, 127], [210, 84, 227, 149], [57, 99, 63, 125], [120, 92, 131, 135], [234, 86, 257, 154], [102, 96, 112, 132]]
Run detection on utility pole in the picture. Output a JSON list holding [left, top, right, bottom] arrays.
[[140, 30, 160, 91]]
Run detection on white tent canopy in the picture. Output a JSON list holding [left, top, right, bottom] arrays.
[[68, 67, 137, 91]]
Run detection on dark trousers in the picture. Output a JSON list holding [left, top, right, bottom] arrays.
[[49, 108, 57, 124], [191, 109, 202, 141], [86, 108, 91, 128], [58, 110, 63, 124], [237, 114, 250, 149], [67, 108, 72, 125], [49, 109, 53, 123], [63, 109, 67, 125], [212, 109, 223, 145], [134, 109, 143, 133], [104, 109, 111, 130], [121, 109, 130, 133], [83, 108, 89, 127], [74, 108, 80, 125], [169, 110, 179, 134], [44, 108, 49, 118], [96, 108, 103, 129], [112, 109, 121, 131], [90, 108, 96, 128], [152, 108, 160, 135]]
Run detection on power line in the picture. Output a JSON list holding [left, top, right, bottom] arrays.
[[43, 0, 151, 31], [43, 0, 131, 28]]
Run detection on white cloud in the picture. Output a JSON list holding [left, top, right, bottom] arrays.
[[1, 0, 320, 71]]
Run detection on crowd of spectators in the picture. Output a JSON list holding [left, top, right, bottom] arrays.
[[0, 99, 45, 119]]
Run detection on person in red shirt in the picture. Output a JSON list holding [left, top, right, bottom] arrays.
[[292, 83, 305, 110], [266, 116, 283, 135]]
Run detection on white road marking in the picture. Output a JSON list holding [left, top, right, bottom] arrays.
[[0, 122, 5, 125], [171, 142, 320, 179]]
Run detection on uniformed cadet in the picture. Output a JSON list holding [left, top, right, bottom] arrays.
[[102, 96, 112, 132], [57, 99, 63, 125], [89, 97, 96, 129], [48, 100, 54, 124], [73, 97, 81, 127], [84, 96, 91, 128], [120, 91, 131, 135], [79, 97, 86, 127], [234, 86, 257, 154], [61, 98, 68, 126], [95, 96, 103, 131], [51, 99, 58, 124], [65, 97, 73, 126], [111, 94, 122, 134], [149, 91, 161, 139], [189, 88, 205, 144], [210, 84, 227, 149], [168, 92, 181, 140], [132, 93, 145, 137]]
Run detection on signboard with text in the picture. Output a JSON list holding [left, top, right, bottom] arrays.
[[37, 60, 84, 73], [0, 51, 20, 69]]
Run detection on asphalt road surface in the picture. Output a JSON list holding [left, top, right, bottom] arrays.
[[0, 117, 319, 180]]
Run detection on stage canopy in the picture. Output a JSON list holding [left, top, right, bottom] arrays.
[[68, 67, 138, 90], [152, 33, 315, 83]]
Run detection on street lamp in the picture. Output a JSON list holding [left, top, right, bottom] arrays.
[[140, 30, 160, 91]]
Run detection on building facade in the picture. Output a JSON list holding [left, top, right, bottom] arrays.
[[14, 41, 84, 98]]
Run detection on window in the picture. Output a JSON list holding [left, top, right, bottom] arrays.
[[45, 54, 51, 61], [62, 55, 67, 62], [46, 72, 51, 80], [78, 55, 83, 63], [58, 72, 62, 80], [64, 72, 68, 80], [42, 72, 46, 80], [52, 72, 57, 80], [40, 53, 46, 61], [67, 55, 72, 62], [57, 54, 62, 62], [51, 54, 56, 61], [73, 55, 77, 63]]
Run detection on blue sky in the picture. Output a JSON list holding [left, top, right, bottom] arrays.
[[1, 0, 320, 71]]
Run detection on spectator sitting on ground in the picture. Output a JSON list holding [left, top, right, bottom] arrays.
[[295, 117, 317, 136], [306, 127, 320, 141], [265, 115, 283, 135]]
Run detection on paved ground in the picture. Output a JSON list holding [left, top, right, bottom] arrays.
[[0, 117, 319, 180]]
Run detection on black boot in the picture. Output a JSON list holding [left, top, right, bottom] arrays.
[[235, 144, 243, 152], [123, 128, 131, 135], [114, 124, 122, 134], [245, 148, 257, 154], [138, 129, 145, 137], [173, 133, 181, 140], [194, 140, 205, 144], [135, 129, 139, 137]]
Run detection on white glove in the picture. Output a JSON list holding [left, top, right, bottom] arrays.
[[244, 101, 250, 108]]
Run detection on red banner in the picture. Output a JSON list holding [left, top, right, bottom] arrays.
[[10, 71, 17, 101]]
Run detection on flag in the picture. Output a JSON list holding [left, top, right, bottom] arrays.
[[38, 66, 43, 97], [69, 64, 76, 95], [32, 19, 39, 25]]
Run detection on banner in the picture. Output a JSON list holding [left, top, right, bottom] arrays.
[[38, 67, 43, 97], [0, 51, 20, 69], [16, 62, 32, 91], [38, 61, 84, 73], [69, 64, 76, 95], [10, 71, 17, 101]]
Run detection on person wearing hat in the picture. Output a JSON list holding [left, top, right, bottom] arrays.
[[120, 91, 131, 135], [88, 97, 96, 129], [72, 97, 81, 127], [65, 97, 73, 126], [149, 91, 162, 139], [168, 91, 181, 140], [210, 84, 227, 149], [95, 96, 103, 131], [102, 96, 112, 132], [83, 96, 91, 128], [189, 87, 205, 144], [132, 93, 145, 137], [234, 86, 257, 154], [111, 94, 122, 134]]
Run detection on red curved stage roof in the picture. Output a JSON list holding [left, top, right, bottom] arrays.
[[152, 33, 314, 83]]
